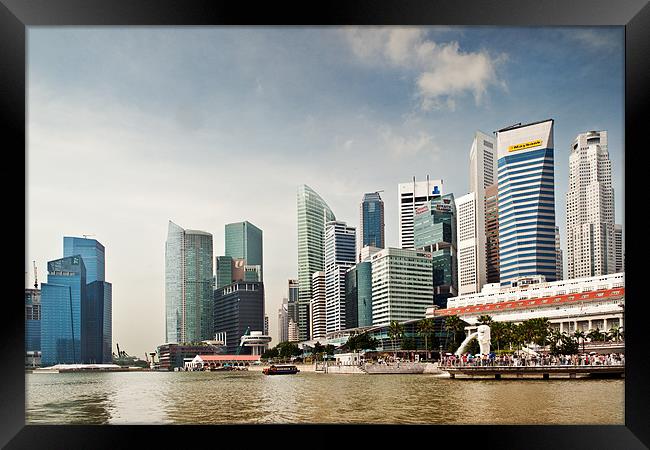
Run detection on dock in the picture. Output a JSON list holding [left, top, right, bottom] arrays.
[[444, 365, 624, 379]]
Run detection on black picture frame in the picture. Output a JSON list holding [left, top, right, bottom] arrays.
[[2, 0, 648, 448]]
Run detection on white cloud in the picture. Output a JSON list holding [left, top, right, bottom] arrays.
[[343, 27, 506, 110], [380, 126, 439, 159]]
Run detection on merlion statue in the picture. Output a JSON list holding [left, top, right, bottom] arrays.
[[477, 324, 491, 355]]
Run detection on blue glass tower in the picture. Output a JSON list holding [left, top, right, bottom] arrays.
[[359, 192, 385, 260], [64, 237, 105, 283], [224, 221, 263, 280], [40, 256, 86, 365], [496, 119, 557, 286]]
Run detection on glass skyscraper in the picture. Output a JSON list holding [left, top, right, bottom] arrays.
[[413, 193, 457, 308], [40, 255, 86, 365], [213, 281, 265, 354], [165, 221, 214, 343], [64, 237, 105, 283], [225, 221, 263, 280], [345, 261, 373, 329], [324, 220, 356, 333], [496, 119, 557, 286], [297, 185, 335, 341], [359, 192, 385, 261]]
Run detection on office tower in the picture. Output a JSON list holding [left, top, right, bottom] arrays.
[[215, 256, 233, 289], [287, 319, 299, 342], [485, 184, 500, 284], [359, 245, 382, 263], [566, 130, 617, 278], [287, 279, 299, 326], [614, 224, 624, 272], [370, 248, 434, 327], [358, 192, 385, 261], [456, 192, 483, 295], [40, 256, 86, 365], [165, 221, 214, 343], [345, 261, 373, 329], [496, 119, 557, 286], [324, 220, 356, 333], [413, 193, 457, 307], [297, 184, 336, 341], [224, 221, 263, 280], [398, 176, 444, 249], [63, 237, 105, 283], [264, 315, 269, 336], [213, 281, 264, 354], [278, 298, 289, 343], [25, 288, 41, 353], [64, 236, 113, 364], [310, 271, 326, 339], [555, 226, 563, 281]]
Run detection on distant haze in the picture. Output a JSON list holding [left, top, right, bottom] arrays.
[[27, 27, 624, 358]]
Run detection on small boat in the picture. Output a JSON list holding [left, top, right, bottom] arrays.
[[262, 364, 300, 375]]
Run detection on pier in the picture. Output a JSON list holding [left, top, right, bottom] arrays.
[[444, 364, 624, 379]]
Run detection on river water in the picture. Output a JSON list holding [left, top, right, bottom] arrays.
[[25, 371, 623, 424]]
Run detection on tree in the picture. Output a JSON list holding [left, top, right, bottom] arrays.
[[526, 317, 551, 346], [388, 320, 405, 356], [573, 330, 586, 353], [587, 328, 605, 343], [312, 341, 324, 361], [344, 333, 378, 352], [549, 332, 578, 356], [476, 315, 493, 326], [489, 321, 507, 352], [324, 344, 335, 356], [444, 315, 466, 351], [277, 342, 301, 359], [608, 326, 624, 342], [262, 347, 279, 360], [417, 318, 436, 359]]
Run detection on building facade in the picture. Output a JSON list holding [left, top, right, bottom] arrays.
[[398, 176, 444, 249], [40, 256, 86, 365], [413, 193, 457, 307], [358, 192, 385, 261], [370, 248, 434, 327], [297, 184, 336, 340], [555, 226, 564, 281], [310, 271, 327, 340], [278, 298, 289, 343], [165, 221, 214, 343], [614, 224, 624, 273], [25, 288, 41, 354], [566, 130, 618, 279], [213, 281, 265, 354], [456, 192, 485, 295], [485, 184, 500, 284], [224, 221, 263, 280], [345, 261, 373, 329], [496, 119, 557, 286], [324, 220, 356, 333], [287, 319, 299, 342]]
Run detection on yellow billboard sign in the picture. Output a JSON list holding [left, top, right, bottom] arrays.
[[508, 139, 542, 152]]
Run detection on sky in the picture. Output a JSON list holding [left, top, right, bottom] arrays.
[[26, 26, 624, 359]]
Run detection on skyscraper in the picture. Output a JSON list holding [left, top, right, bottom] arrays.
[[413, 193, 457, 307], [456, 192, 485, 295], [324, 220, 356, 333], [496, 119, 557, 286], [566, 130, 617, 279], [278, 298, 288, 343], [40, 255, 86, 365], [165, 221, 214, 343], [555, 226, 564, 281], [25, 288, 41, 354], [469, 130, 498, 194], [345, 261, 373, 329], [213, 281, 264, 354], [224, 221, 263, 280], [370, 248, 434, 327], [297, 185, 336, 341], [614, 224, 624, 273], [287, 279, 299, 327], [398, 176, 444, 249], [358, 192, 385, 261], [485, 184, 500, 284], [63, 237, 105, 283], [310, 271, 326, 339]]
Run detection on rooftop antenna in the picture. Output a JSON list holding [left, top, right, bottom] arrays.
[[82, 234, 95, 239], [32, 261, 38, 289]]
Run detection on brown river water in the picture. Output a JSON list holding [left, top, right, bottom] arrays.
[[25, 370, 623, 424]]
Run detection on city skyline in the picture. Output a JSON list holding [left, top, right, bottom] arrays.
[[27, 27, 624, 357]]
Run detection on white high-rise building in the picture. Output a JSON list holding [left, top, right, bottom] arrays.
[[324, 221, 356, 333], [310, 271, 326, 339], [370, 248, 434, 327], [398, 176, 444, 249], [566, 130, 616, 279], [614, 224, 624, 273], [287, 319, 299, 342], [456, 192, 486, 295], [555, 226, 563, 280], [278, 298, 288, 343], [470, 130, 497, 194]]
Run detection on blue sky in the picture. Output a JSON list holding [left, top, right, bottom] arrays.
[[27, 27, 624, 357]]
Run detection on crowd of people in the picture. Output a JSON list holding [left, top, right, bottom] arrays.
[[440, 352, 625, 367]]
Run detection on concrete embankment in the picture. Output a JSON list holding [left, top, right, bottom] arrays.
[[248, 363, 318, 373]]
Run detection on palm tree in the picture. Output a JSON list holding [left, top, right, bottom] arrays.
[[417, 318, 436, 360], [444, 315, 465, 351], [587, 328, 605, 343], [476, 315, 493, 325], [388, 320, 404, 358], [573, 329, 586, 353], [608, 326, 624, 342]]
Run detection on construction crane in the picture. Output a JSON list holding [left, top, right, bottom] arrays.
[[32, 261, 38, 289], [235, 327, 251, 355]]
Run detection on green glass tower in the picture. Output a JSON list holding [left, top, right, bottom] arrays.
[[224, 221, 263, 280], [165, 221, 214, 343], [297, 184, 335, 341]]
